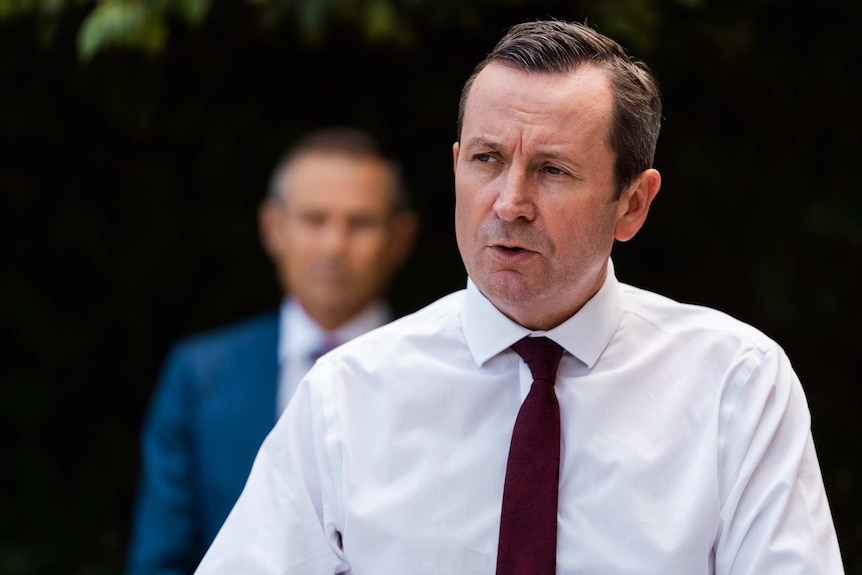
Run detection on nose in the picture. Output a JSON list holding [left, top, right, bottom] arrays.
[[318, 221, 350, 256], [492, 169, 536, 222]]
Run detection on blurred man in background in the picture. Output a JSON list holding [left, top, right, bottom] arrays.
[[124, 127, 418, 575]]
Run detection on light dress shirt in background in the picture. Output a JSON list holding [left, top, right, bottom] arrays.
[[197, 260, 844, 575], [276, 298, 391, 416]]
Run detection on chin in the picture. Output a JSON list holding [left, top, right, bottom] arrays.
[[480, 273, 541, 305]]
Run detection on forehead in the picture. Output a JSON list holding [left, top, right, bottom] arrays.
[[281, 152, 394, 211], [462, 62, 614, 152]]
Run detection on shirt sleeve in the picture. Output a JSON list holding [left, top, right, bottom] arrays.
[[715, 344, 844, 574], [194, 360, 348, 575]]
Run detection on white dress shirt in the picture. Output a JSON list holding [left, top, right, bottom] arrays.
[[197, 261, 843, 574], [276, 298, 391, 416]]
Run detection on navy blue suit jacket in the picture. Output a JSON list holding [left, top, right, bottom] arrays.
[[125, 311, 279, 575]]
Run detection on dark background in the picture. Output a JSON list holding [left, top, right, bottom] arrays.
[[2, 0, 860, 573]]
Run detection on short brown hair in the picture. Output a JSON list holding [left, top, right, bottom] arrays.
[[269, 127, 408, 212]]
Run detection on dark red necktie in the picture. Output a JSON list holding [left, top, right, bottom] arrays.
[[496, 336, 564, 575]]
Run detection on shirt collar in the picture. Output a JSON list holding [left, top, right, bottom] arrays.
[[279, 298, 392, 364], [460, 258, 622, 369]]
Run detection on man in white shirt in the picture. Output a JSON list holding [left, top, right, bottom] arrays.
[[124, 127, 418, 575], [194, 20, 844, 574]]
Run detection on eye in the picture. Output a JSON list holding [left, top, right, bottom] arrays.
[[474, 153, 494, 163], [347, 215, 380, 232], [542, 165, 567, 176], [298, 212, 326, 227]]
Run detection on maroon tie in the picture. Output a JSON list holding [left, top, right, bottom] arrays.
[[496, 336, 564, 575]]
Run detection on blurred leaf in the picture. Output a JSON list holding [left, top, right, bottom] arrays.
[[0, 0, 78, 49], [0, 0, 40, 19], [363, 0, 398, 41], [76, 1, 168, 60], [583, 0, 662, 56], [297, 0, 329, 43], [158, 0, 212, 25]]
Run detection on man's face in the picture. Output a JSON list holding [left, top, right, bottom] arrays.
[[265, 151, 412, 329], [454, 63, 631, 330]]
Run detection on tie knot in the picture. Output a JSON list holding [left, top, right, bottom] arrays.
[[511, 336, 564, 384]]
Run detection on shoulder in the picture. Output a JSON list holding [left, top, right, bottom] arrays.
[[150, 310, 279, 400], [618, 283, 778, 354], [173, 310, 279, 355], [616, 284, 801, 409], [367, 289, 464, 337], [165, 310, 279, 372], [327, 290, 466, 358]]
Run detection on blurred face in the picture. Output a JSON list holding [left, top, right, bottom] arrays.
[[454, 63, 646, 330], [263, 151, 414, 330]]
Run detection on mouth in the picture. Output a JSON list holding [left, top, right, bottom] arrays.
[[493, 242, 532, 253], [312, 264, 350, 282], [488, 244, 535, 261]]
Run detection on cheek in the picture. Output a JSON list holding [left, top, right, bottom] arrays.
[[552, 204, 616, 255], [281, 232, 321, 273], [283, 232, 315, 260], [454, 185, 487, 233], [348, 233, 389, 267], [454, 202, 473, 252]]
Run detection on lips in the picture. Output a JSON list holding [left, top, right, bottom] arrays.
[[491, 240, 535, 253], [489, 243, 536, 262], [477, 221, 545, 260], [311, 263, 350, 283]]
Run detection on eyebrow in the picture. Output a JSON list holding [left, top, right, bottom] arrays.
[[465, 137, 584, 170], [463, 137, 503, 151], [535, 150, 582, 169]]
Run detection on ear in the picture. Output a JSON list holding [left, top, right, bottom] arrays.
[[452, 141, 460, 173], [614, 168, 661, 242], [388, 210, 420, 267], [258, 198, 284, 258]]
